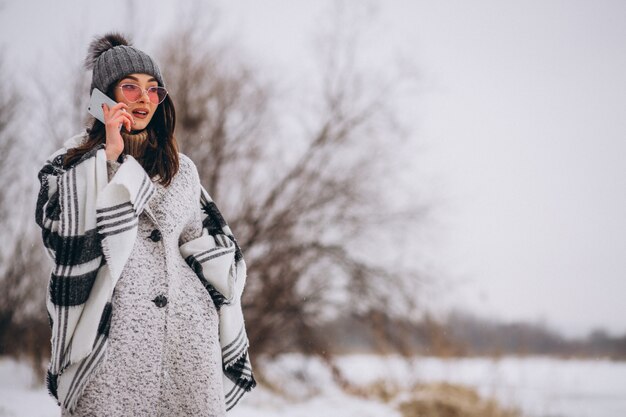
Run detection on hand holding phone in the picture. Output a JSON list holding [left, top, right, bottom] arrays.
[[87, 88, 133, 160], [88, 88, 118, 124]]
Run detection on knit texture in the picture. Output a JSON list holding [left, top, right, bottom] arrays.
[[91, 44, 165, 94], [120, 129, 149, 160]]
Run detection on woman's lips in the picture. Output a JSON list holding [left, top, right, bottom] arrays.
[[132, 109, 149, 119]]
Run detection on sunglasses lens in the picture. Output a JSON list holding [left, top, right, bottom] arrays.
[[120, 84, 168, 104], [120, 84, 142, 102], [149, 87, 168, 104]]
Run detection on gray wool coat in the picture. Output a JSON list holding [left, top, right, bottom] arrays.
[[63, 154, 226, 417]]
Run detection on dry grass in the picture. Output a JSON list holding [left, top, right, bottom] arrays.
[[364, 380, 523, 417]]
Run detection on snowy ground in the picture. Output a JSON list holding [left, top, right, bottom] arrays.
[[1, 354, 625, 417], [334, 354, 626, 417]]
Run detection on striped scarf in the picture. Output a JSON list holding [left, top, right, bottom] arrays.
[[35, 133, 255, 413]]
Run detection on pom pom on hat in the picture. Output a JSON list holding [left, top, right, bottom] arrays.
[[84, 32, 131, 70]]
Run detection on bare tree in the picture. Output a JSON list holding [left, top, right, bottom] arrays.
[[10, 3, 428, 378], [4, 7, 139, 376], [158, 6, 427, 360], [0, 53, 50, 376], [0, 54, 20, 217], [31, 38, 91, 148], [0, 53, 21, 346]]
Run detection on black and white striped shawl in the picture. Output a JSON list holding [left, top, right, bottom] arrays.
[[35, 133, 255, 412]]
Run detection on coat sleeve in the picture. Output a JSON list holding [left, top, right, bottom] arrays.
[[179, 186, 238, 304], [106, 159, 121, 182], [178, 182, 256, 409], [178, 154, 239, 303]]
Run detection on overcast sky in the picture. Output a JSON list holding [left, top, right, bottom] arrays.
[[2, 0, 625, 337]]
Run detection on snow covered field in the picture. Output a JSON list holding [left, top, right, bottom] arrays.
[[334, 354, 626, 417], [1, 354, 625, 417]]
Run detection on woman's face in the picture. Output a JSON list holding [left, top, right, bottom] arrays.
[[113, 73, 160, 132]]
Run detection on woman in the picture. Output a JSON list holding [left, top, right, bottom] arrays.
[[35, 33, 255, 416]]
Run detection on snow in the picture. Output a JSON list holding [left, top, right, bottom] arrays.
[[335, 354, 626, 417], [0, 359, 57, 417], [1, 354, 625, 417]]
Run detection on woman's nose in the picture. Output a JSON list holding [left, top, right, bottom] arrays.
[[138, 89, 150, 102]]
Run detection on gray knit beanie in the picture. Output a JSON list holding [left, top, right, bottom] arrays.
[[85, 32, 165, 94]]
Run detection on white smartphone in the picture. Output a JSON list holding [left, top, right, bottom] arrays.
[[87, 88, 118, 124]]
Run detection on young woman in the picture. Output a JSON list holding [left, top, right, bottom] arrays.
[[35, 33, 255, 416]]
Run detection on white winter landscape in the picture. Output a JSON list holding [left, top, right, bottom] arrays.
[[1, 354, 625, 417]]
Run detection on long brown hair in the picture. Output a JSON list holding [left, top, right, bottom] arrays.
[[64, 85, 179, 187]]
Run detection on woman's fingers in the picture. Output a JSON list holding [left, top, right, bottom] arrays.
[[123, 112, 132, 131], [104, 102, 127, 113], [121, 110, 133, 131], [103, 103, 134, 128]]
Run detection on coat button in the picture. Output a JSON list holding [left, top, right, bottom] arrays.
[[153, 294, 168, 308], [149, 229, 161, 242]]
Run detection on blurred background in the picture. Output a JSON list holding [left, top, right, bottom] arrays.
[[1, 1, 626, 416]]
